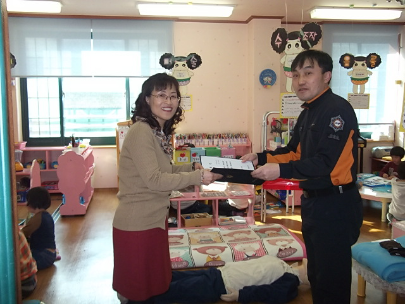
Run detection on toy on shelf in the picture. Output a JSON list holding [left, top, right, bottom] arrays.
[[14, 141, 26, 150], [16, 176, 30, 203], [66, 137, 91, 151], [36, 159, 46, 169], [15, 149, 23, 172]]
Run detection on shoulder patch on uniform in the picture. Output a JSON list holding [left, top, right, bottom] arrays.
[[329, 115, 344, 132]]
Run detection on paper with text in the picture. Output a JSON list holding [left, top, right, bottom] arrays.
[[200, 156, 254, 170]]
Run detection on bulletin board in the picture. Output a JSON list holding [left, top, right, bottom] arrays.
[[280, 93, 303, 118]]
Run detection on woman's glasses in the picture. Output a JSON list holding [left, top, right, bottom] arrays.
[[151, 93, 180, 102]]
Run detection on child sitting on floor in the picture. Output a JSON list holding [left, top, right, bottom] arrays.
[[21, 187, 59, 270], [387, 161, 405, 223], [379, 146, 405, 179], [118, 255, 308, 304]]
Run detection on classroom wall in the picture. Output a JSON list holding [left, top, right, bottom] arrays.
[[81, 19, 287, 189], [173, 19, 282, 152], [13, 22, 405, 188]]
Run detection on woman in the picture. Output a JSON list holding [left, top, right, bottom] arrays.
[[113, 73, 222, 303]]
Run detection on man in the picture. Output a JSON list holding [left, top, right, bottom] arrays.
[[241, 49, 363, 304]]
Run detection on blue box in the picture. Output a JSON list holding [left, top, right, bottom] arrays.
[[190, 147, 205, 163]]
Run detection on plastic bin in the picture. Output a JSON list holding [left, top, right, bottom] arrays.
[[204, 147, 221, 157], [190, 147, 205, 163], [174, 147, 191, 165], [220, 146, 236, 159]]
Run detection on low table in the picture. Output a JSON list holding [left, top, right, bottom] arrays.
[[359, 186, 392, 222], [170, 183, 255, 228]]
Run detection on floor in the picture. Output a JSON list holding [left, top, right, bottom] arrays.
[[22, 188, 405, 304]]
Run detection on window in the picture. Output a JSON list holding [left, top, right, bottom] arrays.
[[322, 24, 400, 123], [21, 77, 147, 146], [10, 17, 173, 146]]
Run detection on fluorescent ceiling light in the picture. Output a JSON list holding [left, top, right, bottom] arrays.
[[310, 7, 402, 20], [7, 0, 62, 13], [137, 2, 234, 17]]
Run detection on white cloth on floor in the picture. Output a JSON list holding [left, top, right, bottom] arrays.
[[218, 255, 296, 293]]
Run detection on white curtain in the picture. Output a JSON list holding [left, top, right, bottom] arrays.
[[8, 17, 173, 77], [322, 24, 400, 123]]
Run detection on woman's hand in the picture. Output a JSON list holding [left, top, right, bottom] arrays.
[[193, 162, 204, 170], [201, 170, 223, 185]]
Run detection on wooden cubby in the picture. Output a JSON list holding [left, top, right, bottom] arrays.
[[16, 146, 65, 194]]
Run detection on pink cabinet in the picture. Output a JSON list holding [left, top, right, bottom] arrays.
[[16, 146, 64, 193], [57, 147, 95, 216]]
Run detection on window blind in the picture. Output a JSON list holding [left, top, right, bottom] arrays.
[[322, 24, 400, 123], [9, 17, 173, 77]]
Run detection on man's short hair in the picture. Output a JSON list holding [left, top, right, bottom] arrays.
[[291, 49, 333, 74], [390, 146, 405, 159]]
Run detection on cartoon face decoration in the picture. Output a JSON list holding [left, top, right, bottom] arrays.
[[270, 23, 322, 92], [339, 53, 382, 94], [159, 53, 202, 96]]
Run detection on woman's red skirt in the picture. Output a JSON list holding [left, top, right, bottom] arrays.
[[112, 226, 172, 301]]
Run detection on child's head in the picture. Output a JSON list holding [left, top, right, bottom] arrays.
[[26, 187, 51, 210], [398, 161, 405, 180], [390, 146, 405, 165]]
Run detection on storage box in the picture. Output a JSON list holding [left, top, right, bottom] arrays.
[[204, 147, 221, 157], [190, 147, 205, 163], [42, 180, 59, 190], [14, 141, 26, 150], [174, 147, 191, 165], [181, 213, 212, 227], [220, 146, 236, 159]]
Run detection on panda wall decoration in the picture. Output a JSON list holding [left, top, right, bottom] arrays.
[[270, 22, 322, 93], [339, 53, 382, 94], [159, 53, 202, 97]]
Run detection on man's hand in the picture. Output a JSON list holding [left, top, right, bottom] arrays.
[[240, 153, 258, 166], [220, 288, 239, 302], [252, 163, 280, 181]]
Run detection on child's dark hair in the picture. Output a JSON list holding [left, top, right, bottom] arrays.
[[398, 161, 405, 179], [390, 146, 405, 158], [26, 187, 51, 210]]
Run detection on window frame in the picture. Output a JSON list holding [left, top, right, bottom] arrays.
[[20, 77, 133, 147]]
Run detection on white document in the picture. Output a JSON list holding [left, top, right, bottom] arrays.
[[200, 156, 254, 170]]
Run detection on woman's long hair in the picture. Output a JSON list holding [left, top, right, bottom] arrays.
[[131, 73, 183, 136]]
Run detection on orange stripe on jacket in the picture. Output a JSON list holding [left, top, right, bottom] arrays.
[[330, 129, 355, 186], [266, 144, 301, 163]]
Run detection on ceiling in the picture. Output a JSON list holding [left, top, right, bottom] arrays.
[[10, 0, 405, 23]]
